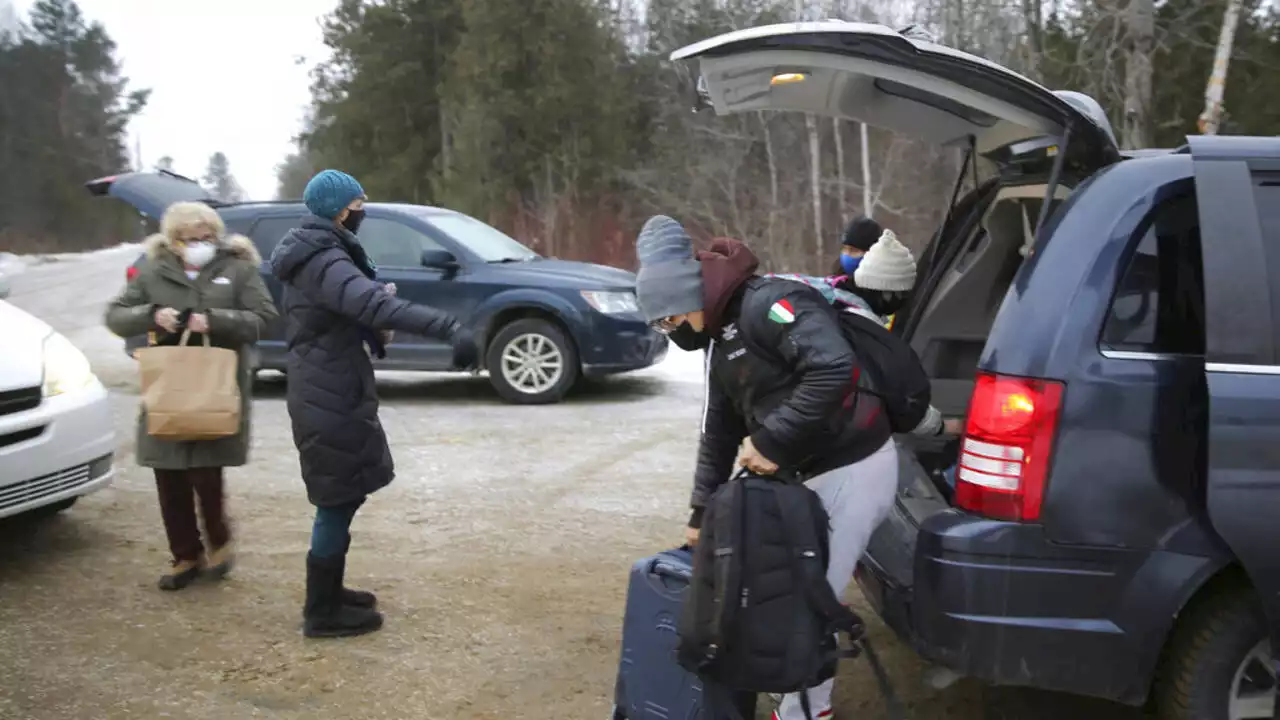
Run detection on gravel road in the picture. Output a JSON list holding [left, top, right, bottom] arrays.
[[0, 248, 1148, 719]]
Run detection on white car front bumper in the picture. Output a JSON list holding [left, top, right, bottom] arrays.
[[0, 378, 116, 519]]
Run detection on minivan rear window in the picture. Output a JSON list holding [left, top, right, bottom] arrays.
[[1101, 193, 1205, 355]]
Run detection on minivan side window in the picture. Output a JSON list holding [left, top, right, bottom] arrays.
[[249, 216, 299, 259], [1101, 194, 1205, 355]]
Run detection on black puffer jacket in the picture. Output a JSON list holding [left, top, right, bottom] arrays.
[[269, 216, 462, 507], [690, 240, 891, 527]]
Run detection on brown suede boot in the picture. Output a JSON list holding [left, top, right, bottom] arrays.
[[206, 542, 235, 580], [159, 558, 203, 591]]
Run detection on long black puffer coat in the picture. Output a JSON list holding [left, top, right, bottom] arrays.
[[269, 216, 461, 507]]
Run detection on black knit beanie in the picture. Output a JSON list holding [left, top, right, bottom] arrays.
[[842, 215, 884, 252]]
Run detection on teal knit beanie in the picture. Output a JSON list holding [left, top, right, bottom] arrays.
[[303, 169, 365, 220]]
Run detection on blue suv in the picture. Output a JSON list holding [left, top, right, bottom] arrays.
[[679, 21, 1280, 719], [91, 171, 667, 404]]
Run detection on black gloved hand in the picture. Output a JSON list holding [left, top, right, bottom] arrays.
[[449, 326, 480, 370]]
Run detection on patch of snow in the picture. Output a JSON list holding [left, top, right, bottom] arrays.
[[641, 345, 706, 386], [0, 252, 21, 278], [17, 242, 142, 266]]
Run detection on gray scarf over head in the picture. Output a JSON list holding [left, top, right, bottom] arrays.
[[635, 215, 704, 323]]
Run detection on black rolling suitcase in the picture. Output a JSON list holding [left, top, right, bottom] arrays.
[[612, 547, 755, 719]]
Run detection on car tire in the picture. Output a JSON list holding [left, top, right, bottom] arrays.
[[1155, 583, 1272, 720], [485, 318, 579, 405]]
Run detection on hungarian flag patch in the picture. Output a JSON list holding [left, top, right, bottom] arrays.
[[767, 299, 796, 324]]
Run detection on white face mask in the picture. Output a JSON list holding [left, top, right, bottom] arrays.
[[182, 241, 217, 269]]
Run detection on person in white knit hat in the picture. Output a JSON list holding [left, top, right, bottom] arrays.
[[768, 228, 916, 325], [847, 229, 962, 438], [847, 228, 917, 320], [769, 228, 961, 440]]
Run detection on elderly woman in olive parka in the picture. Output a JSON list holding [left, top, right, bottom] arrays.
[[106, 201, 278, 591]]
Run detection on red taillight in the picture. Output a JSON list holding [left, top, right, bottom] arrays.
[[955, 372, 1064, 522], [126, 266, 139, 281]]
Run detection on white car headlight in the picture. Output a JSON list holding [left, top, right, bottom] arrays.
[[581, 290, 639, 316], [43, 332, 95, 397]]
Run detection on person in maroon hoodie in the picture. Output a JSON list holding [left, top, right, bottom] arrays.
[[634, 215, 900, 720]]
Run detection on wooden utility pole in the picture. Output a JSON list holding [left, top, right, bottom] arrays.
[[1199, 0, 1244, 135]]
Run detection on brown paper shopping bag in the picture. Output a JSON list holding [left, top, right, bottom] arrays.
[[138, 329, 241, 441]]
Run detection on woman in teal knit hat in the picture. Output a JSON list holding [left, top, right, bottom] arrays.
[[269, 169, 479, 638]]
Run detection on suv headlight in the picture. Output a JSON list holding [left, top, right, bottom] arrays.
[[43, 332, 95, 397], [581, 290, 639, 316]]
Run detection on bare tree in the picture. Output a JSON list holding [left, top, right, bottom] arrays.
[[1123, 0, 1155, 148], [1198, 0, 1244, 135], [806, 113, 823, 263]]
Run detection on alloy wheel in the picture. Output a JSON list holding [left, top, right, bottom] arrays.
[[1229, 639, 1275, 720], [499, 333, 565, 395]]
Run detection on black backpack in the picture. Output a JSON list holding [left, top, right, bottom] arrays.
[[676, 472, 865, 718], [837, 310, 932, 434], [753, 275, 932, 434]]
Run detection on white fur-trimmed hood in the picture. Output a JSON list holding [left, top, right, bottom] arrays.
[[143, 233, 261, 265]]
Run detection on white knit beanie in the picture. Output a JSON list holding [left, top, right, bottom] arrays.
[[854, 229, 917, 292]]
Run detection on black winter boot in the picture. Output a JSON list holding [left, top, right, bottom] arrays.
[[339, 535, 377, 609], [303, 553, 383, 639], [298, 539, 377, 619]]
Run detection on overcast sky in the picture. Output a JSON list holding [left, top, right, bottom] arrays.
[[16, 0, 338, 200]]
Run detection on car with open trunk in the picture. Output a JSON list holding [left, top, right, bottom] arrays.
[[675, 20, 1280, 720]]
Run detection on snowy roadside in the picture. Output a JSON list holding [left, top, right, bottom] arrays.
[[2, 242, 142, 390], [0, 252, 21, 280], [0, 241, 142, 275], [637, 345, 705, 386]]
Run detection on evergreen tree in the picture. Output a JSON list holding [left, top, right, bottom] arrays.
[[275, 145, 317, 199], [202, 152, 245, 203], [0, 0, 147, 252]]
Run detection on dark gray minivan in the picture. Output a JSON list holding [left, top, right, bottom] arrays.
[[675, 21, 1280, 720]]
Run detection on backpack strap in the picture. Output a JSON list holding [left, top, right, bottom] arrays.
[[858, 635, 908, 720], [705, 471, 748, 668], [755, 477, 906, 720], [772, 480, 867, 647]]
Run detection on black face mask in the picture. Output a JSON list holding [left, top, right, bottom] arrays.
[[668, 322, 709, 351], [864, 290, 908, 318], [342, 208, 366, 234]]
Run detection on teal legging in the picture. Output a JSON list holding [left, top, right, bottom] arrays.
[[310, 500, 363, 558]]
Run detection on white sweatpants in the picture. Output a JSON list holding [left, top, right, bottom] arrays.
[[775, 438, 899, 720]]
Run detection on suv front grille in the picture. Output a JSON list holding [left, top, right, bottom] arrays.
[[0, 386, 41, 417]]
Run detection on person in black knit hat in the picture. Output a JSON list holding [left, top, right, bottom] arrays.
[[831, 215, 884, 276]]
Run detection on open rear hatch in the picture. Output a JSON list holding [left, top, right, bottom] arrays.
[[86, 170, 222, 219], [672, 19, 1121, 422], [671, 21, 1118, 170], [674, 23, 1123, 601]]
